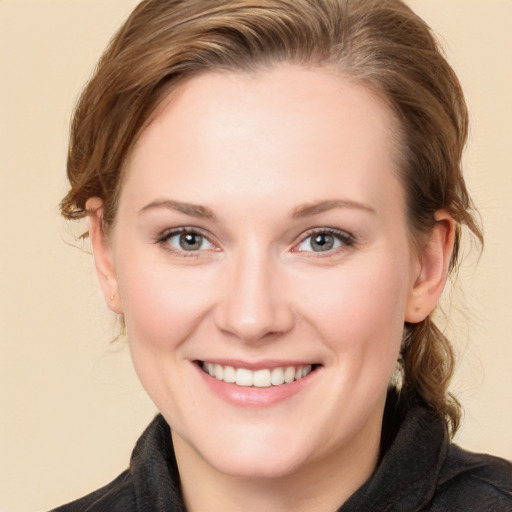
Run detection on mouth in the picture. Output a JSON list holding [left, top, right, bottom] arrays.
[[197, 361, 320, 388]]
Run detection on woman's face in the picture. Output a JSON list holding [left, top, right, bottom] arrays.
[[99, 66, 427, 479]]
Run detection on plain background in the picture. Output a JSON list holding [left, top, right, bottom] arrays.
[[1, 1, 511, 510]]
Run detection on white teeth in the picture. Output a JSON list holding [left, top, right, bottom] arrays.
[[253, 369, 271, 388], [223, 365, 236, 383], [235, 368, 253, 387], [214, 364, 223, 380], [201, 362, 314, 387], [271, 367, 285, 386], [295, 364, 312, 380], [284, 366, 295, 383]]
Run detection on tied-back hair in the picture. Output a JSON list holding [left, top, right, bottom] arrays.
[[61, 0, 483, 435]]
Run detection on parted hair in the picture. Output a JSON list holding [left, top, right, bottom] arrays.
[[61, 0, 482, 435]]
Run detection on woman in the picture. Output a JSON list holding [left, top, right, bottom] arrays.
[[53, 0, 512, 510]]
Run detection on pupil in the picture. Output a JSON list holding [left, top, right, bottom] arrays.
[[312, 234, 333, 252], [180, 233, 202, 250]]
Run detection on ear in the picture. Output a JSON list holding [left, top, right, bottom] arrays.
[[87, 197, 123, 314], [405, 210, 456, 323]]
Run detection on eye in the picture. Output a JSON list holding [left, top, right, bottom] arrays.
[[160, 228, 217, 253], [294, 229, 354, 253]]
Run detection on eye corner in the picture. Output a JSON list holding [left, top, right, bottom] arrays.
[[156, 226, 220, 256], [292, 227, 356, 256]]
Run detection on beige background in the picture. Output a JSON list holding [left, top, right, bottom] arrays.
[[1, 1, 511, 510]]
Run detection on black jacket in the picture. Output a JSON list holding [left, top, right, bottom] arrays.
[[51, 392, 512, 511]]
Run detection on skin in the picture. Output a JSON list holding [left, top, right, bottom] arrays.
[[88, 66, 455, 512]]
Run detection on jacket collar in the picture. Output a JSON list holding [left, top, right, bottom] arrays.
[[338, 391, 448, 511], [130, 413, 185, 511]]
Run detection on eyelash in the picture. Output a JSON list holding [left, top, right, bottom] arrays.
[[156, 227, 356, 257], [156, 227, 218, 257], [292, 228, 356, 256]]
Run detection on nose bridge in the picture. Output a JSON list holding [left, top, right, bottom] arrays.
[[215, 242, 293, 342]]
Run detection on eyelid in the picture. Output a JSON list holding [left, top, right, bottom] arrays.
[[156, 226, 220, 255], [291, 227, 356, 254], [154, 225, 355, 256]]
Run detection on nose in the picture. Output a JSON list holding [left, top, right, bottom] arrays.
[[214, 248, 294, 343]]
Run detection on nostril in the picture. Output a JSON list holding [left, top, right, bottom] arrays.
[[213, 304, 295, 343], [212, 264, 294, 342]]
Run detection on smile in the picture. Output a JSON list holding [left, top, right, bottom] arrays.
[[200, 362, 315, 388]]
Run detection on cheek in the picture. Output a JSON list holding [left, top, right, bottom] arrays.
[[295, 257, 409, 368], [116, 254, 216, 350], [115, 254, 218, 417]]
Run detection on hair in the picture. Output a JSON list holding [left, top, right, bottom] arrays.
[[61, 0, 482, 435]]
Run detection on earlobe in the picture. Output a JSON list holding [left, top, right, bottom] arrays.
[[405, 211, 456, 323], [87, 197, 123, 314]]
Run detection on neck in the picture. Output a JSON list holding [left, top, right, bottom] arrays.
[[173, 407, 383, 512]]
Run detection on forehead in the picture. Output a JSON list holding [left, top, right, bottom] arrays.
[[122, 65, 404, 217]]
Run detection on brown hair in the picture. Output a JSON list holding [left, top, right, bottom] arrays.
[[61, 0, 482, 434]]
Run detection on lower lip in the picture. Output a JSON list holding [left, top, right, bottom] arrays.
[[194, 364, 319, 407]]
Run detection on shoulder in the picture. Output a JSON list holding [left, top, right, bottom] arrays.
[[50, 470, 136, 512], [430, 444, 512, 511]]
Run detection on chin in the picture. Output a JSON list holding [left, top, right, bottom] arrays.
[[206, 443, 311, 480], [173, 420, 317, 480]]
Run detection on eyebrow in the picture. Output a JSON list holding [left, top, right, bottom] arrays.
[[139, 198, 375, 220], [139, 199, 216, 219], [291, 199, 376, 218]]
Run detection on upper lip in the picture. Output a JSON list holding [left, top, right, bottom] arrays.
[[194, 359, 320, 370]]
